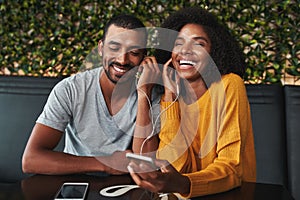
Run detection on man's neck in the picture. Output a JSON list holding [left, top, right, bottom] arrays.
[[99, 71, 133, 116]]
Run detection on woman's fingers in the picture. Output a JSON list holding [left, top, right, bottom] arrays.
[[141, 56, 160, 76], [128, 159, 182, 194], [154, 159, 173, 173], [162, 58, 179, 97], [137, 56, 161, 91], [127, 164, 160, 192], [163, 58, 173, 68]]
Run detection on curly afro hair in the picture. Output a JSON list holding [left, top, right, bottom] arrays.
[[155, 7, 246, 78]]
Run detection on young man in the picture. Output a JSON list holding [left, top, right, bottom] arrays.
[[22, 14, 161, 175]]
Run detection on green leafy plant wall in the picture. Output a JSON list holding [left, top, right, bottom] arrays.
[[0, 0, 299, 84]]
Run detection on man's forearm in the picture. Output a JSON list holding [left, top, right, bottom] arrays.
[[22, 150, 107, 175]]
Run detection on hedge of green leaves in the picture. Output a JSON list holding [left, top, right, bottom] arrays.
[[1, 0, 299, 83]]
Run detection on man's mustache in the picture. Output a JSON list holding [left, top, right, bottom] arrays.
[[109, 61, 135, 69]]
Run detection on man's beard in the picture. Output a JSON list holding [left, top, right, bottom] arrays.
[[104, 62, 135, 84], [104, 66, 117, 84]]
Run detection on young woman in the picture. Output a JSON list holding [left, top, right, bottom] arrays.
[[128, 7, 256, 198]]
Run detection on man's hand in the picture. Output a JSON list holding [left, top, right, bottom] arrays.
[[96, 150, 132, 175]]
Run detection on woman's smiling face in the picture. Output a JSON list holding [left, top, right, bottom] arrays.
[[171, 23, 212, 82]]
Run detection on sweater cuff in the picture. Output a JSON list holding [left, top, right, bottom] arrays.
[[179, 173, 208, 198]]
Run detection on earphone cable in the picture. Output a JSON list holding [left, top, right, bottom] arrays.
[[135, 72, 180, 155], [139, 90, 179, 155], [135, 77, 154, 125]]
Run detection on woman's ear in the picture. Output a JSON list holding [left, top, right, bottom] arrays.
[[98, 40, 103, 56]]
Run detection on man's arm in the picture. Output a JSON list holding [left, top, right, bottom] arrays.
[[22, 123, 128, 175]]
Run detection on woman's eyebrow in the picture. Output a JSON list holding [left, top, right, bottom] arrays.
[[176, 36, 209, 43], [193, 36, 209, 43]]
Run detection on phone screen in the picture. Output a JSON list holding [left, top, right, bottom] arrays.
[[55, 183, 88, 200]]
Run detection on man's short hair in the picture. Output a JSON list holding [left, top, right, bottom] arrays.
[[103, 14, 147, 42]]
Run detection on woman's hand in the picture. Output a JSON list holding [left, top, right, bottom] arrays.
[[136, 56, 161, 96], [127, 159, 191, 195], [162, 58, 179, 102]]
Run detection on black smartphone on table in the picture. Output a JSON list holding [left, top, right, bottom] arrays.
[[54, 182, 89, 200]]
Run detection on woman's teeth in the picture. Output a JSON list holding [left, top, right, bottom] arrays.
[[179, 60, 196, 66]]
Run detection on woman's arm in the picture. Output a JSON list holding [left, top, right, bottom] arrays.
[[132, 56, 161, 157]]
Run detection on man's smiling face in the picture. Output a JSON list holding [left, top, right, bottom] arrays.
[[99, 24, 146, 84]]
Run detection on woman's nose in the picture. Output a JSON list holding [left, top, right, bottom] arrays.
[[180, 43, 193, 55]]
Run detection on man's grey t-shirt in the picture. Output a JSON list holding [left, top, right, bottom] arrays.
[[37, 67, 160, 156]]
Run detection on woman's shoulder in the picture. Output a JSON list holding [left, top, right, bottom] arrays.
[[218, 73, 247, 95], [221, 73, 245, 87], [222, 73, 243, 82]]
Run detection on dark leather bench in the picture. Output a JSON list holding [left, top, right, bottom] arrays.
[[0, 76, 63, 182], [246, 84, 300, 200], [246, 84, 287, 186], [284, 86, 300, 200]]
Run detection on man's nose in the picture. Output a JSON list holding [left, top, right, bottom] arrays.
[[116, 52, 129, 65]]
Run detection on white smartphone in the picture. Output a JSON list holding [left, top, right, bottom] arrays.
[[54, 182, 89, 200], [126, 153, 157, 169]]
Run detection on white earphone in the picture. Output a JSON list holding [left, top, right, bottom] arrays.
[[134, 66, 180, 154], [139, 82, 180, 155]]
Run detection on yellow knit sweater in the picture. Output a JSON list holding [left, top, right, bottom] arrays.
[[157, 73, 256, 198]]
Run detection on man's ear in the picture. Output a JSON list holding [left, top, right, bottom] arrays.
[[98, 40, 103, 56]]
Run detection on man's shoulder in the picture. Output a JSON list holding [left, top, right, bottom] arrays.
[[69, 67, 100, 81], [53, 68, 101, 95], [60, 68, 101, 86]]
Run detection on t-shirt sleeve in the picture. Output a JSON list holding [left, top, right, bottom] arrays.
[[36, 79, 72, 132]]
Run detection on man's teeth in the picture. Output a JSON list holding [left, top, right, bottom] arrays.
[[179, 60, 196, 66], [113, 66, 126, 73]]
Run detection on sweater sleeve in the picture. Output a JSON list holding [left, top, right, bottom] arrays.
[[156, 100, 181, 160], [157, 99, 201, 173]]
